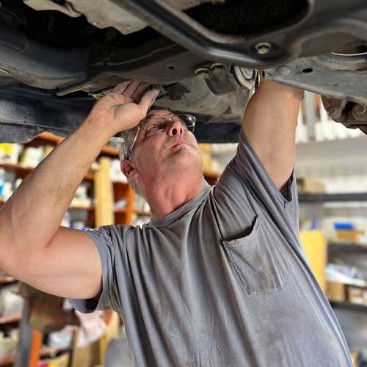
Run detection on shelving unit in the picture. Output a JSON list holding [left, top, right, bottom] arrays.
[[0, 356, 15, 367], [329, 242, 367, 251], [327, 238, 367, 351], [0, 346, 76, 367], [0, 276, 16, 285], [0, 132, 131, 367], [299, 192, 367, 203], [330, 300, 367, 312], [299, 189, 367, 358], [0, 315, 21, 325]]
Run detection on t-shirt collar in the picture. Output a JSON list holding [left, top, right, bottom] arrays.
[[147, 183, 211, 228]]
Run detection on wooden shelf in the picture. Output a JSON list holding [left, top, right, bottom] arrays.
[[112, 180, 128, 187], [0, 356, 14, 366], [0, 314, 21, 325], [330, 300, 367, 312], [299, 192, 367, 203], [204, 171, 219, 186], [204, 170, 220, 179], [114, 208, 128, 214], [134, 209, 151, 217], [0, 162, 33, 177], [34, 132, 63, 145], [84, 172, 94, 181], [100, 145, 119, 158], [33, 133, 119, 158], [329, 242, 367, 251], [0, 161, 95, 185], [0, 276, 16, 285], [69, 206, 94, 211], [40, 346, 72, 357]]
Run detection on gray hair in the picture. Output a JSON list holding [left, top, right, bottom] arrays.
[[118, 108, 162, 160], [118, 108, 170, 196], [119, 126, 139, 161]]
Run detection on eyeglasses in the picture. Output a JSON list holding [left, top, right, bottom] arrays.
[[126, 113, 196, 159]]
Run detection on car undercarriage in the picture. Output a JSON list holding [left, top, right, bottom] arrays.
[[0, 0, 366, 142]]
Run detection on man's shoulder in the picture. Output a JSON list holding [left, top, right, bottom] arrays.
[[84, 223, 141, 243]]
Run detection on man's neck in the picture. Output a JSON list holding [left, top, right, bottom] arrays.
[[142, 175, 208, 219]]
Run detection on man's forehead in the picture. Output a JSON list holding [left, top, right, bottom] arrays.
[[146, 109, 173, 119]]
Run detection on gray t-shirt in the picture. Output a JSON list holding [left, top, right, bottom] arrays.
[[71, 130, 352, 367]]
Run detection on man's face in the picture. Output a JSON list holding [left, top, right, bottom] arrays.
[[128, 109, 203, 182]]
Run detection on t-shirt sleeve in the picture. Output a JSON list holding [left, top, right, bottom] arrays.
[[213, 128, 299, 238], [69, 227, 117, 313]]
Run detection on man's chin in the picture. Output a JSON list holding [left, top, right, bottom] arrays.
[[167, 150, 202, 172]]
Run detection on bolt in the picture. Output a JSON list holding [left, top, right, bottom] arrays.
[[354, 104, 367, 116], [329, 107, 340, 118], [195, 68, 210, 80], [255, 42, 272, 55], [351, 104, 367, 121], [276, 65, 291, 77], [244, 69, 256, 80], [211, 63, 226, 75]]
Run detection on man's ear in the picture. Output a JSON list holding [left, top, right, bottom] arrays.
[[121, 159, 139, 180]]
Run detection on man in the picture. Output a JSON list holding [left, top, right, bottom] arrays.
[[0, 79, 351, 366]]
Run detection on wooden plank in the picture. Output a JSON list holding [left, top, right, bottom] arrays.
[[28, 330, 43, 367], [124, 187, 135, 225], [0, 275, 16, 284], [40, 346, 72, 357], [69, 206, 94, 211], [299, 192, 367, 203], [33, 133, 119, 157], [134, 209, 151, 217], [0, 163, 33, 177], [0, 356, 14, 366], [0, 314, 21, 325], [204, 171, 219, 186], [94, 158, 114, 227]]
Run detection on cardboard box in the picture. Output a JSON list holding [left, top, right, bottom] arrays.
[[350, 349, 359, 367], [347, 286, 367, 305], [300, 231, 327, 291], [326, 281, 346, 302], [297, 177, 325, 193], [335, 230, 365, 243]]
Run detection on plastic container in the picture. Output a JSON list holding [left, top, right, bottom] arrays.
[[0, 168, 5, 199]]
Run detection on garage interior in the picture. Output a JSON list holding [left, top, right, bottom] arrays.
[[0, 92, 365, 366]]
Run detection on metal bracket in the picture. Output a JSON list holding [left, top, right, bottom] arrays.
[[116, 0, 367, 68], [117, 0, 313, 67]]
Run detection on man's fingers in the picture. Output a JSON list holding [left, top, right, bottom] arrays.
[[139, 88, 160, 112], [112, 81, 146, 99], [131, 84, 151, 102], [123, 81, 147, 100], [111, 81, 159, 111], [112, 81, 131, 94]]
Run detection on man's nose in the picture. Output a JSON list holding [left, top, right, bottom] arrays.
[[168, 120, 184, 136]]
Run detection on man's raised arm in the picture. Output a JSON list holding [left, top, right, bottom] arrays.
[[0, 82, 159, 299], [242, 78, 304, 192]]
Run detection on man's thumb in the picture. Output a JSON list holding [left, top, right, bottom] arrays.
[[139, 88, 160, 112]]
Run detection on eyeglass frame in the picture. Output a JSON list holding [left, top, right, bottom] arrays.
[[125, 113, 196, 159]]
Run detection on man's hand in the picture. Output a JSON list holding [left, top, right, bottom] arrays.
[[85, 81, 160, 136]]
